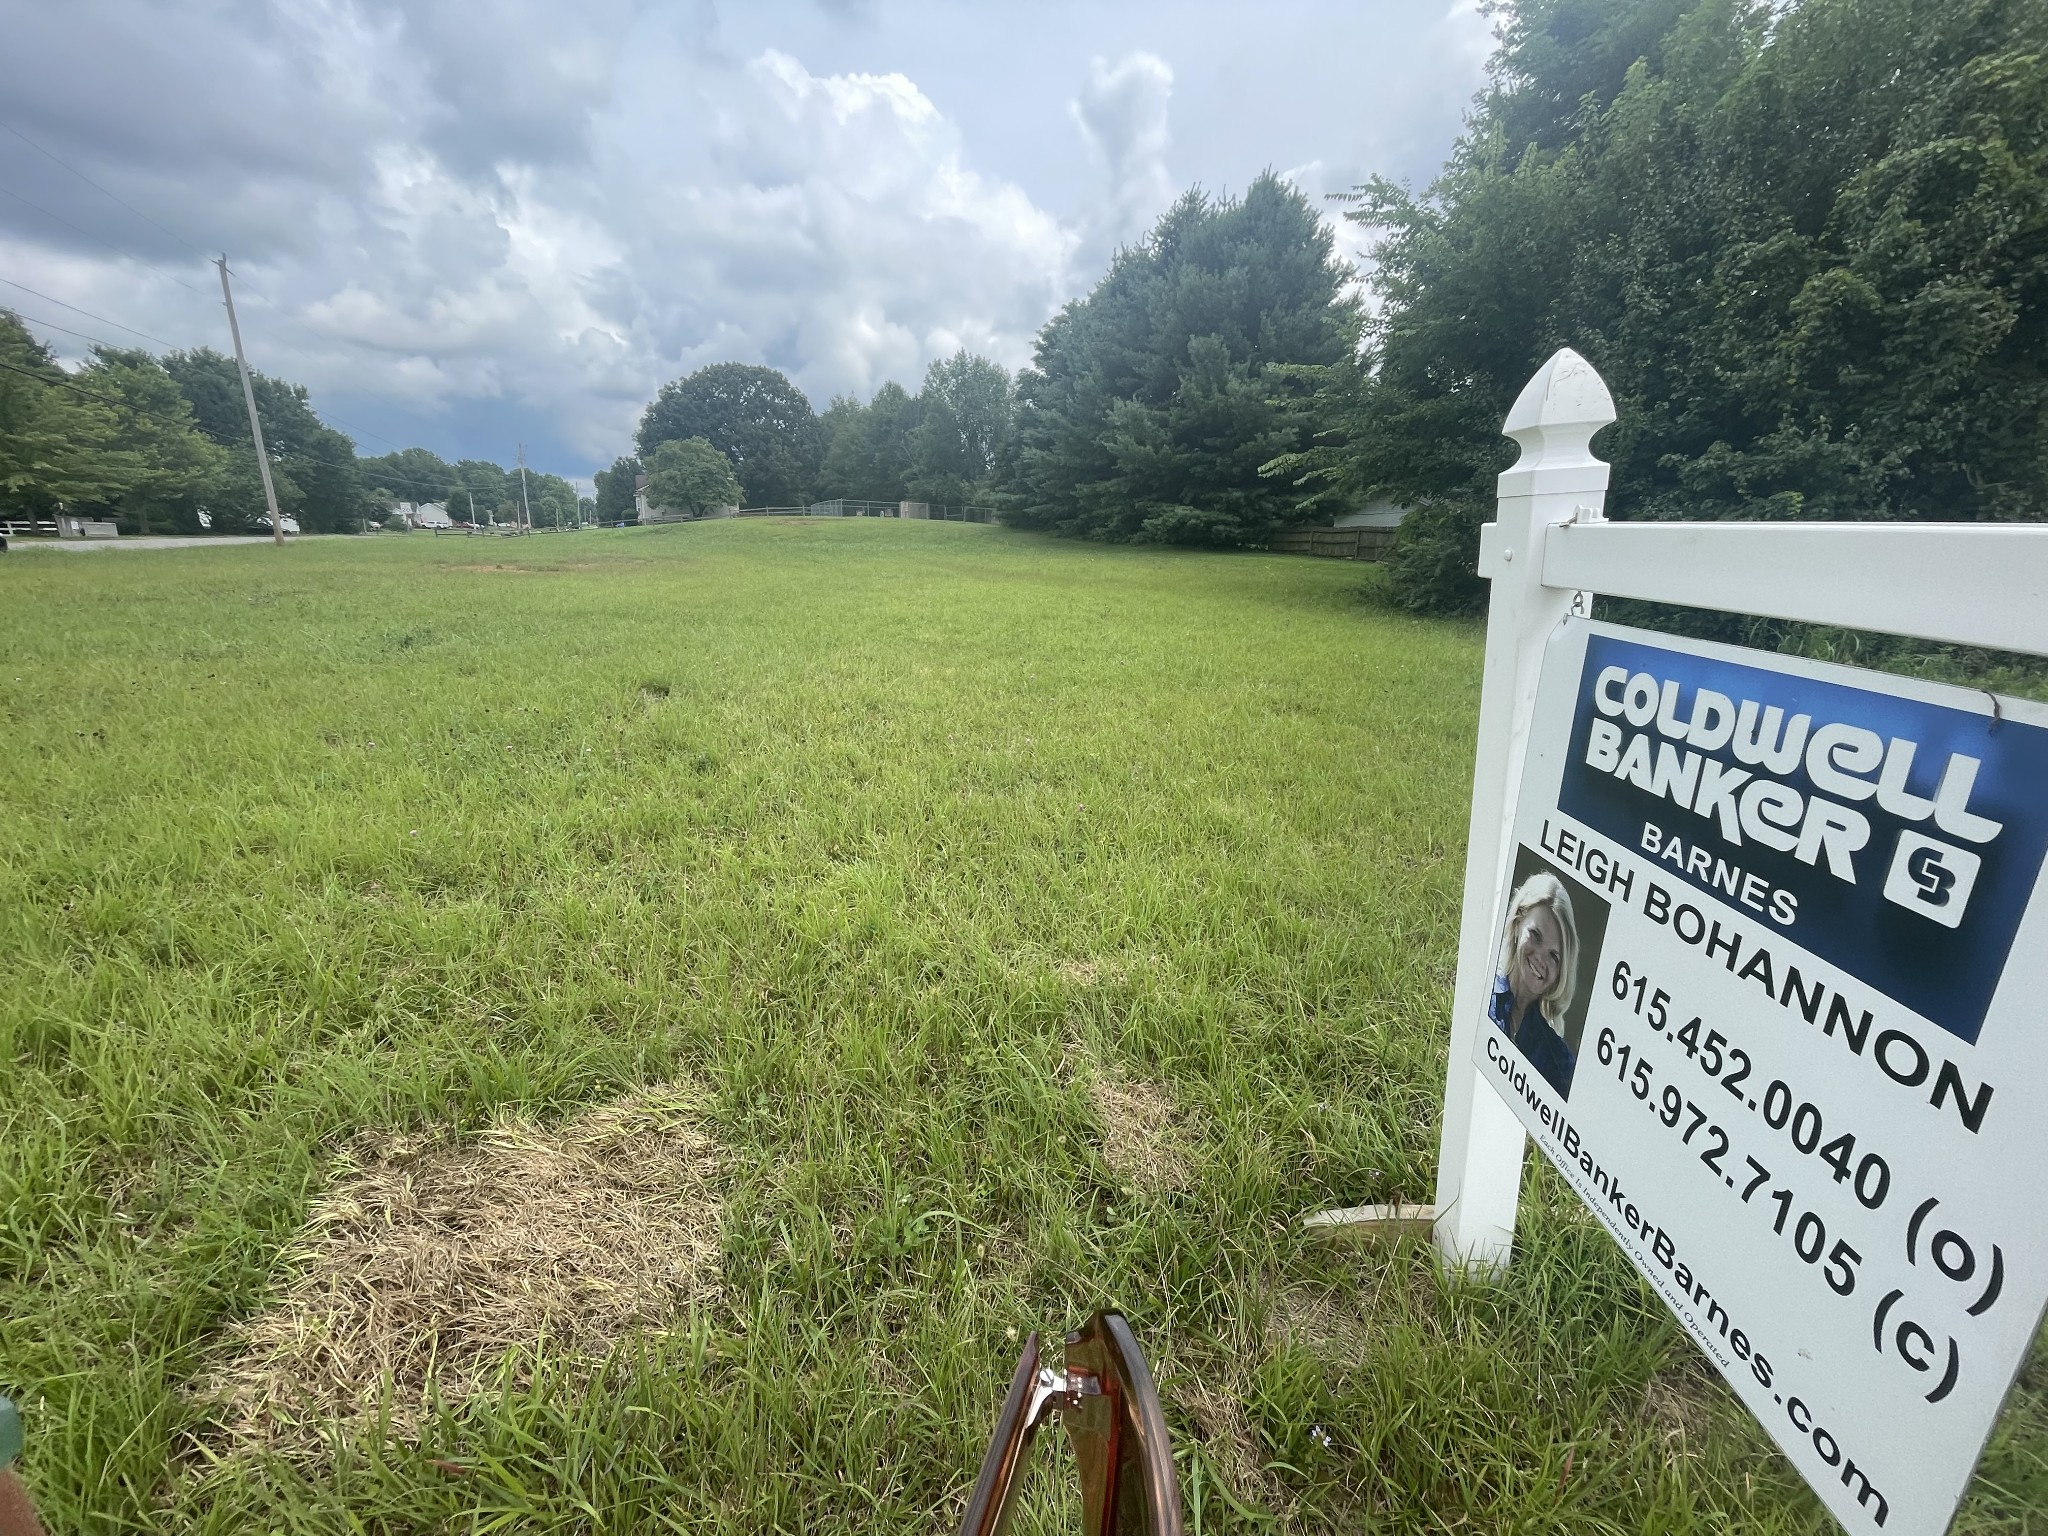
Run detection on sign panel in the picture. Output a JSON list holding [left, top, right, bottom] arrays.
[[1475, 619, 2048, 1536]]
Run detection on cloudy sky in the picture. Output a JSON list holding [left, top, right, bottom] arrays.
[[0, 1, 1493, 486]]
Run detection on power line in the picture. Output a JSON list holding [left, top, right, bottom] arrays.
[[4, 306, 134, 352], [0, 118, 212, 263], [3, 277, 423, 458], [1, 120, 428, 462], [0, 356, 485, 500], [0, 275, 182, 347], [5, 292, 409, 461], [4, 319, 576, 494], [0, 181, 202, 291], [0, 123, 587, 485], [2, 279, 587, 493]]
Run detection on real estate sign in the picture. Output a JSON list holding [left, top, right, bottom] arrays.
[[1475, 618, 2048, 1536]]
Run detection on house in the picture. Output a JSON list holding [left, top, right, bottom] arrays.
[[396, 501, 455, 529], [1331, 499, 1410, 532]]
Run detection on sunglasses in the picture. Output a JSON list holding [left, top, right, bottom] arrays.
[[957, 1310, 1183, 1536]]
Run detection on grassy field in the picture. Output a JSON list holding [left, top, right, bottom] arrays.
[[1, 520, 2040, 1533]]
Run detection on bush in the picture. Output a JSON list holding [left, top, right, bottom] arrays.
[[1382, 500, 1486, 616], [382, 514, 410, 533]]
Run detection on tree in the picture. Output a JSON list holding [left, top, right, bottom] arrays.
[[636, 362, 822, 507], [643, 436, 743, 515], [1007, 174, 1361, 545], [163, 348, 364, 533], [528, 471, 578, 528], [0, 312, 130, 515], [1335, 0, 2048, 615], [77, 347, 225, 535], [819, 383, 922, 503], [360, 447, 457, 509], [819, 382, 922, 503], [593, 455, 640, 523], [450, 459, 514, 525], [908, 352, 1012, 504]]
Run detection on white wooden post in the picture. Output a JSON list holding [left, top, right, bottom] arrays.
[[1432, 348, 1615, 1270]]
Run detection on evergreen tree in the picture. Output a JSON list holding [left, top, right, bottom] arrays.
[[1008, 173, 1361, 545], [593, 455, 641, 523]]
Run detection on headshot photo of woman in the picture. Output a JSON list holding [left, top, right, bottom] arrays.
[[1489, 870, 1582, 1098]]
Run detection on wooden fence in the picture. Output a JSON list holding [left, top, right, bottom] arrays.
[[1265, 525, 1399, 561]]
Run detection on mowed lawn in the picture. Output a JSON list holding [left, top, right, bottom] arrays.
[[0, 521, 2039, 1534]]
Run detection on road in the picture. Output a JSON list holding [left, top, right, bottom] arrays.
[[7, 535, 337, 552]]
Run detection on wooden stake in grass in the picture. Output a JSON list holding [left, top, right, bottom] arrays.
[[1298, 1204, 1437, 1243]]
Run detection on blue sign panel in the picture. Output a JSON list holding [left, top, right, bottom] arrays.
[[1555, 634, 2048, 1045]]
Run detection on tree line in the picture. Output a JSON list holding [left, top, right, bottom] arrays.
[[615, 174, 1348, 541], [620, 0, 2045, 623], [8, 0, 2035, 585], [602, 348, 1022, 522], [1312, 0, 2048, 617], [0, 315, 587, 534]]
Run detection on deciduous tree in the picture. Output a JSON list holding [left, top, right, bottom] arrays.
[[1333, 0, 2048, 615], [644, 437, 743, 515], [637, 363, 821, 508], [0, 312, 128, 514], [78, 347, 224, 534]]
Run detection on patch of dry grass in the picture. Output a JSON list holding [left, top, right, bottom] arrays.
[[200, 1085, 720, 1454], [1263, 1283, 1376, 1369], [1089, 1075, 1189, 1193]]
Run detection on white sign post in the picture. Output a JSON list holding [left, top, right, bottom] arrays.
[[1435, 350, 2048, 1536]]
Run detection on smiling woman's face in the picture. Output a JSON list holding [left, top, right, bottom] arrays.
[[1509, 903, 1563, 1008]]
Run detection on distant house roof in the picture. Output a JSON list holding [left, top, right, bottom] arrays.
[[1332, 499, 1409, 530]]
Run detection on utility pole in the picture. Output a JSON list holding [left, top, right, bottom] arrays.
[[216, 254, 284, 547], [517, 442, 533, 532]]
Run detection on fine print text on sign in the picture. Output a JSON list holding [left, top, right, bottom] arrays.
[[1474, 619, 2048, 1536]]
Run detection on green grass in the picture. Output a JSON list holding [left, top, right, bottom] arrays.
[[1, 520, 2040, 1533]]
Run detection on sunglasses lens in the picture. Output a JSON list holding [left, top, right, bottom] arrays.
[[958, 1311, 1183, 1536], [1060, 1312, 1183, 1536], [958, 1331, 1045, 1536]]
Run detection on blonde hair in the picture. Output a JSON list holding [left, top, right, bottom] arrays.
[[1500, 871, 1579, 1023]]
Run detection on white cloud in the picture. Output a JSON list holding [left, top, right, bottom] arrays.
[[1071, 52, 1174, 249], [0, 1, 1485, 473]]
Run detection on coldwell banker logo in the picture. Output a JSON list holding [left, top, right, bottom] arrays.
[[1558, 634, 2048, 1046], [1885, 833, 1979, 928], [1580, 664, 1997, 926]]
